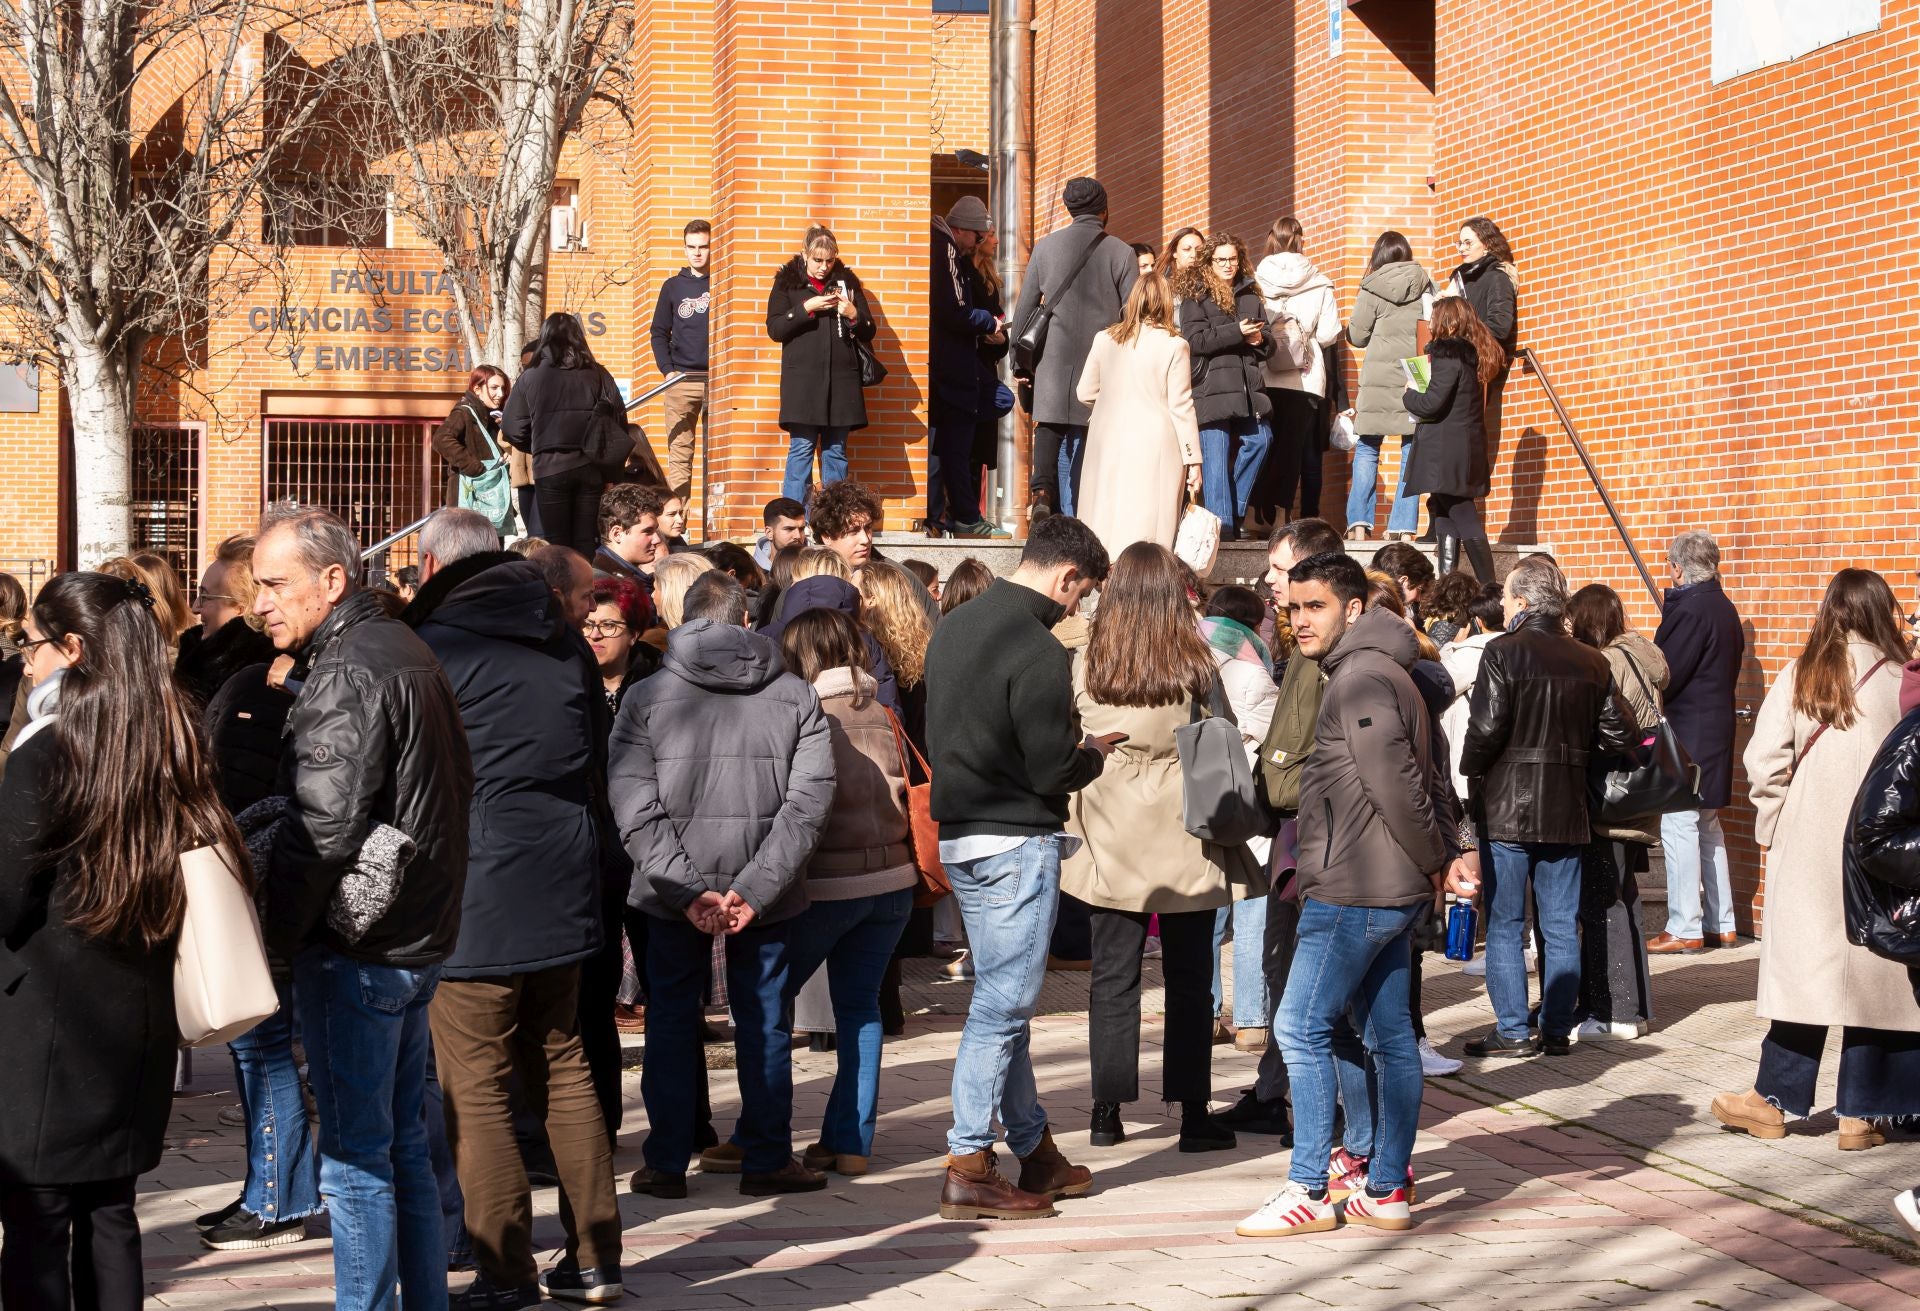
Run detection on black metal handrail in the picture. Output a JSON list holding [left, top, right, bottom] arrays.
[[1520, 348, 1662, 611]]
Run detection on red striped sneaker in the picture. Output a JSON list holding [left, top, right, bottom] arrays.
[[1342, 1184, 1413, 1231], [1235, 1180, 1338, 1237], [1328, 1149, 1418, 1204]]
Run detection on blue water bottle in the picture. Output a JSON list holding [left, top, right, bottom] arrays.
[[1444, 900, 1477, 962]]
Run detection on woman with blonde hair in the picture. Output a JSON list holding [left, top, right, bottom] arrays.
[[99, 553, 193, 648], [650, 550, 715, 630], [1074, 271, 1204, 554], [790, 545, 852, 582], [177, 536, 277, 706], [858, 559, 936, 739]]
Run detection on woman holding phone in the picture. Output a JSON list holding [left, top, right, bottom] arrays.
[[767, 225, 876, 502]]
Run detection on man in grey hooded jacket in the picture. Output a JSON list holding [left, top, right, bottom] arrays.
[[609, 572, 834, 1198]]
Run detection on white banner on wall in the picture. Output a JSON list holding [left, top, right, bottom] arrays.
[[1712, 0, 1880, 83]]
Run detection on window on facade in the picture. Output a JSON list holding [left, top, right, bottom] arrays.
[[1712, 0, 1880, 82], [550, 181, 587, 252], [262, 176, 391, 248], [263, 418, 433, 564], [129, 424, 202, 588]]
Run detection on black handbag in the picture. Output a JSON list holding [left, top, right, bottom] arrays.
[[1010, 227, 1106, 377], [1587, 654, 1704, 826], [582, 375, 637, 474], [855, 337, 887, 388]]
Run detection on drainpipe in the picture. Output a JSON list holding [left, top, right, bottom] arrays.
[[988, 0, 1033, 529]]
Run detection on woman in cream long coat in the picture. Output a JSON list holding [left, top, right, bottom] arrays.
[[1713, 568, 1920, 1150], [1074, 271, 1203, 554], [1061, 543, 1259, 1154]]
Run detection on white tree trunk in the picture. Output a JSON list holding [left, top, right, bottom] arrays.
[[67, 342, 137, 564]]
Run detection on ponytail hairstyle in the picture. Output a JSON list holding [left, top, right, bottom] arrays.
[[33, 571, 250, 945]]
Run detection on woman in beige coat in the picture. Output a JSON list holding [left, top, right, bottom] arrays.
[[1713, 569, 1920, 1150], [1062, 543, 1259, 1154], [1074, 271, 1203, 554]]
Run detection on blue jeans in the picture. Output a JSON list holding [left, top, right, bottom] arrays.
[[946, 835, 1063, 1157], [1345, 435, 1421, 534], [1660, 808, 1734, 939], [1211, 899, 1269, 1029], [228, 975, 322, 1224], [644, 915, 792, 1174], [421, 1047, 470, 1268], [1056, 429, 1086, 516], [782, 424, 850, 502], [783, 888, 913, 1155], [1199, 418, 1273, 529], [294, 949, 445, 1311], [1486, 842, 1583, 1041], [1275, 899, 1423, 1192]]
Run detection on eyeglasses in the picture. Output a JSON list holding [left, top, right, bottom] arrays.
[[198, 594, 239, 605], [15, 635, 52, 656], [582, 620, 631, 638], [1211, 256, 1238, 267]]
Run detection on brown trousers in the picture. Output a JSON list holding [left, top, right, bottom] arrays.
[[661, 378, 706, 499], [429, 965, 622, 1286]]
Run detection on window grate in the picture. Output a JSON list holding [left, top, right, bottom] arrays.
[[263, 418, 433, 568], [129, 424, 203, 586]]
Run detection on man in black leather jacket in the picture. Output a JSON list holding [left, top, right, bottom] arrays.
[[253, 506, 475, 1310], [1459, 555, 1633, 1059]]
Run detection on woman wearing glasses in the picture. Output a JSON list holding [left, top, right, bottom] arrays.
[[1171, 232, 1273, 540], [583, 575, 659, 717]]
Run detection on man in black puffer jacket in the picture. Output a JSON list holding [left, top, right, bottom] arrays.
[[403, 508, 623, 1308], [252, 506, 473, 1311]]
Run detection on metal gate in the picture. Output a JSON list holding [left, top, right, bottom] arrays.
[[262, 418, 434, 567], [129, 423, 204, 586]]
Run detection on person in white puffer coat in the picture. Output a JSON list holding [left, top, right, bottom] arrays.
[[1248, 220, 1344, 528]]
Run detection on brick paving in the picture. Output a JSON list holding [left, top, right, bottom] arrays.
[[136, 942, 1920, 1309]]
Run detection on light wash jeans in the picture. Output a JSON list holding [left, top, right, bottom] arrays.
[[228, 975, 322, 1224], [1660, 808, 1735, 939], [945, 836, 1063, 1157], [1275, 899, 1423, 1192], [1345, 435, 1420, 534], [1198, 418, 1273, 529], [1211, 899, 1269, 1029], [1486, 842, 1583, 1041]]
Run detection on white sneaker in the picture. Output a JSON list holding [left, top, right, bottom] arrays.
[[1417, 1038, 1462, 1077], [942, 950, 974, 981], [1461, 954, 1487, 977], [1235, 1180, 1338, 1237], [1895, 1188, 1920, 1244], [1574, 1018, 1647, 1042]]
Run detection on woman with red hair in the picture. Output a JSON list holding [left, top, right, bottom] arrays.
[[431, 364, 520, 531]]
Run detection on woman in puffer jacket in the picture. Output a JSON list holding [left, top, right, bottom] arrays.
[[1568, 585, 1668, 1041], [1344, 232, 1434, 542], [1248, 219, 1343, 529], [776, 607, 918, 1177], [1172, 233, 1274, 540]]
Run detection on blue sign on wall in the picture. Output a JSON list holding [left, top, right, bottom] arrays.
[[1328, 0, 1343, 56]]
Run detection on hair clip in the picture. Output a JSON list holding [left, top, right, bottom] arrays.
[[121, 577, 156, 608]]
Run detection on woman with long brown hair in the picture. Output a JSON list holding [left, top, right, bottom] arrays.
[[1173, 233, 1274, 539], [1062, 542, 1259, 1153], [1074, 271, 1204, 553], [1402, 296, 1504, 582], [1714, 568, 1920, 1150], [1, 571, 251, 1308]]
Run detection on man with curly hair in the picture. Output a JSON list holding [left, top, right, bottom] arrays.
[[808, 480, 880, 579]]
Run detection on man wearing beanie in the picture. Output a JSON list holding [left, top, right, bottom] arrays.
[[930, 197, 1010, 538], [1007, 176, 1138, 521]]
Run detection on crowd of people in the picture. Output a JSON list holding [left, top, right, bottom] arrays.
[[5, 175, 1920, 1309]]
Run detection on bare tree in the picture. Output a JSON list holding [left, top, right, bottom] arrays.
[[0, 0, 320, 561]]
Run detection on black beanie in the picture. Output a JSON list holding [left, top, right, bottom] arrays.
[[1062, 177, 1108, 217]]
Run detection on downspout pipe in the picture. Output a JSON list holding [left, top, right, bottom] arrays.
[[988, 0, 1033, 528]]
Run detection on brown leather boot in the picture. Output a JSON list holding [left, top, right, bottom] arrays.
[[940, 1149, 1057, 1220], [1016, 1130, 1093, 1201]]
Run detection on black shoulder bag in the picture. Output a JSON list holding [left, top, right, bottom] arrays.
[[1011, 227, 1107, 377], [582, 371, 637, 474], [1587, 652, 1704, 825]]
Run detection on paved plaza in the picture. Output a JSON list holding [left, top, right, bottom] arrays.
[[138, 942, 1920, 1310]]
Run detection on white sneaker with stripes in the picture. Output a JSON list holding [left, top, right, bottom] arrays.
[[1235, 1180, 1338, 1237]]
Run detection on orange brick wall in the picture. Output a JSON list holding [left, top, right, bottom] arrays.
[[934, 12, 990, 156]]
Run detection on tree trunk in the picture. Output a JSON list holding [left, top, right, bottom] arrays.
[[66, 341, 138, 565]]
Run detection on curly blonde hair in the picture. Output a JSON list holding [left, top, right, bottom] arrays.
[[858, 558, 937, 688]]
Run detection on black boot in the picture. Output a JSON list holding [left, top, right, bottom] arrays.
[[1463, 537, 1497, 584], [1435, 530, 1459, 578], [1177, 1101, 1237, 1153], [1089, 1101, 1126, 1146]]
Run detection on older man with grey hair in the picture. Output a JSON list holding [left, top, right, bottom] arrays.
[[1459, 555, 1634, 1060], [1649, 529, 1745, 954], [252, 505, 475, 1311]]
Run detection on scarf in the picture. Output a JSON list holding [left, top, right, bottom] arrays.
[[1199, 616, 1273, 676], [12, 666, 62, 749]]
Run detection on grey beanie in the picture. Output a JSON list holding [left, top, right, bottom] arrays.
[[945, 196, 994, 233]]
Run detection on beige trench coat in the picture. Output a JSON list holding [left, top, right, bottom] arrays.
[[1744, 639, 1920, 1031], [1074, 325, 1202, 555], [1061, 654, 1260, 914]]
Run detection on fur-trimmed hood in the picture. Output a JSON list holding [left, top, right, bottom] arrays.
[[773, 254, 864, 292], [1426, 335, 1479, 372]]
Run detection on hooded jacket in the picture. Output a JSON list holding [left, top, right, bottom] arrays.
[[930, 217, 1000, 418], [766, 255, 876, 432], [410, 554, 604, 977], [1296, 608, 1455, 907], [1254, 253, 1341, 396], [764, 574, 901, 712], [1347, 260, 1435, 439], [808, 666, 916, 900], [609, 618, 834, 923], [267, 589, 474, 966]]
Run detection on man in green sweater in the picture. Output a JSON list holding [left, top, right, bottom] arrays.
[[924, 516, 1120, 1221]]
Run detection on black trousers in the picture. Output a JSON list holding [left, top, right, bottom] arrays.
[[1579, 839, 1653, 1026], [0, 1175, 142, 1311], [577, 896, 627, 1136], [1089, 907, 1216, 1104], [1756, 1021, 1920, 1120], [1249, 390, 1323, 524], [534, 467, 605, 557], [1050, 890, 1093, 961]]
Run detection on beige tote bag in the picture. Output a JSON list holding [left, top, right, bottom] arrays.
[[174, 844, 279, 1048]]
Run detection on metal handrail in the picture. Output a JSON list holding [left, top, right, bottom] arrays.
[[359, 370, 705, 562], [1520, 347, 1662, 611]]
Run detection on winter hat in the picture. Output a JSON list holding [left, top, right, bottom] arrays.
[[1062, 177, 1108, 217], [946, 196, 994, 233]]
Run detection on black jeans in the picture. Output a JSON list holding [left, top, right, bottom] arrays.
[[1050, 890, 1093, 961], [514, 484, 544, 538], [577, 895, 627, 1136], [0, 1175, 142, 1311], [1579, 839, 1652, 1026], [1756, 1021, 1920, 1119], [535, 466, 605, 557], [1249, 390, 1323, 525], [1089, 907, 1216, 1104]]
